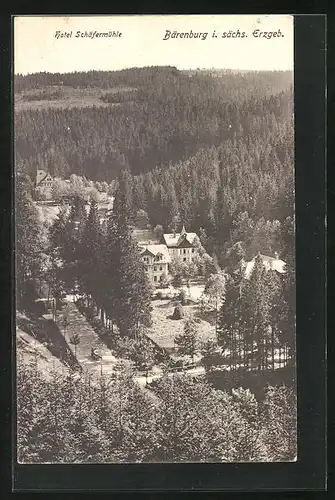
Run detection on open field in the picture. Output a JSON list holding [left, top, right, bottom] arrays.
[[155, 283, 205, 301], [147, 299, 215, 353], [14, 85, 136, 111]]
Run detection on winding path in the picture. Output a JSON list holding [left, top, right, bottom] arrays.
[[59, 299, 207, 385], [59, 301, 118, 377]]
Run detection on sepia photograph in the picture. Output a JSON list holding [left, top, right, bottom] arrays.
[[14, 14, 296, 464]]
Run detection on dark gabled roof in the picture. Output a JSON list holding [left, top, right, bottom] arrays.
[[163, 232, 197, 248], [141, 248, 155, 257], [176, 237, 194, 248], [36, 169, 48, 185]]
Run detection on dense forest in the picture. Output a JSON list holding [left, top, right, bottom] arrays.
[[15, 66, 294, 261], [14, 66, 293, 180], [18, 359, 296, 463], [14, 66, 292, 93]]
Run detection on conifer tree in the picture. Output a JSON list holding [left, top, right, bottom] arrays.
[[115, 167, 134, 222], [103, 180, 152, 337], [279, 215, 295, 364], [230, 388, 266, 461], [164, 186, 179, 231], [60, 196, 87, 292], [263, 269, 283, 370], [78, 198, 103, 310], [225, 241, 245, 273], [198, 227, 209, 251], [134, 209, 150, 230], [242, 255, 271, 372], [47, 205, 69, 307], [153, 374, 219, 461], [217, 266, 244, 371], [49, 204, 68, 251], [153, 224, 164, 241], [203, 272, 226, 337], [16, 171, 43, 308], [175, 318, 199, 363], [215, 186, 232, 246], [262, 385, 297, 461], [200, 339, 222, 373]]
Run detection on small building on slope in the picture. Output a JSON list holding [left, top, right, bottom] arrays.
[[35, 169, 54, 200], [244, 253, 286, 279]]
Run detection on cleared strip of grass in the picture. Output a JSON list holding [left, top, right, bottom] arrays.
[[148, 299, 215, 352], [14, 85, 136, 111]]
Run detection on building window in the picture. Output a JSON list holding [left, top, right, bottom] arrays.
[[159, 265, 163, 271], [192, 248, 195, 253], [154, 276, 157, 282], [183, 258, 187, 262], [183, 249, 186, 254], [154, 266, 157, 271]]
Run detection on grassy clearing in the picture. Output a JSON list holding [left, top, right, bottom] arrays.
[[15, 85, 136, 111], [147, 299, 215, 353]]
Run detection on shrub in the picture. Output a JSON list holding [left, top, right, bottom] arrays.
[[171, 305, 184, 320], [178, 289, 187, 305]]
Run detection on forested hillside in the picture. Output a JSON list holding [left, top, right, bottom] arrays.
[[14, 66, 293, 181], [16, 66, 296, 463]]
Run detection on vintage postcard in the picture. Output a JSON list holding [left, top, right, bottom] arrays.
[[14, 15, 296, 464]]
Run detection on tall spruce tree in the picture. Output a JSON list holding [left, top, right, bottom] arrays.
[[276, 260, 295, 367], [48, 204, 69, 307], [203, 272, 226, 338], [217, 265, 245, 371], [225, 241, 246, 274], [242, 255, 271, 372], [104, 180, 152, 338], [59, 196, 87, 292], [78, 198, 103, 310], [115, 167, 134, 222], [175, 318, 199, 363], [16, 171, 43, 308], [49, 204, 68, 251], [277, 216, 295, 366]]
